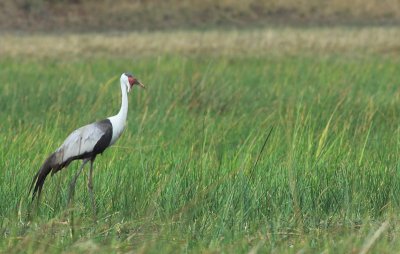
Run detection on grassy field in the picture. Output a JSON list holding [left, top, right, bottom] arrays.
[[1, 28, 400, 253]]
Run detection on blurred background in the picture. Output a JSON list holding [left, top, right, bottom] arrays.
[[1, 0, 400, 31]]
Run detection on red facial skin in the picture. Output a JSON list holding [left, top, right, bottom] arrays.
[[128, 76, 136, 87]]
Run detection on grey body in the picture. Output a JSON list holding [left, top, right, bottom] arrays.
[[30, 119, 113, 200]]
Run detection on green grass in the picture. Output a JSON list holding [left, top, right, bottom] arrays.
[[1, 52, 400, 253]]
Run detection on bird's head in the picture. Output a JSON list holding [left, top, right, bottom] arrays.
[[121, 72, 145, 93]]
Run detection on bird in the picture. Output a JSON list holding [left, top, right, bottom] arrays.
[[29, 72, 145, 210]]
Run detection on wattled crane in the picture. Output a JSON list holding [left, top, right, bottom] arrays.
[[29, 73, 145, 211]]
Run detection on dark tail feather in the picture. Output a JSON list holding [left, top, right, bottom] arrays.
[[29, 153, 56, 201]]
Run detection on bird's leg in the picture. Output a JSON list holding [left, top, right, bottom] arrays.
[[68, 159, 89, 204], [67, 159, 88, 240], [88, 159, 96, 217]]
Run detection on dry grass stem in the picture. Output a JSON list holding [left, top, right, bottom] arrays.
[[1, 27, 399, 58]]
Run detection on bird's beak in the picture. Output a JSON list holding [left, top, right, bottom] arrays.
[[136, 80, 145, 89]]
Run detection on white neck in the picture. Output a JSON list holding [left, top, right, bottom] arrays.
[[108, 82, 129, 145], [117, 82, 128, 120]]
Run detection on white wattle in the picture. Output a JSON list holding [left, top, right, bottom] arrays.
[[108, 81, 128, 146]]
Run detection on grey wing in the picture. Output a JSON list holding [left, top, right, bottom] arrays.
[[54, 122, 107, 164]]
